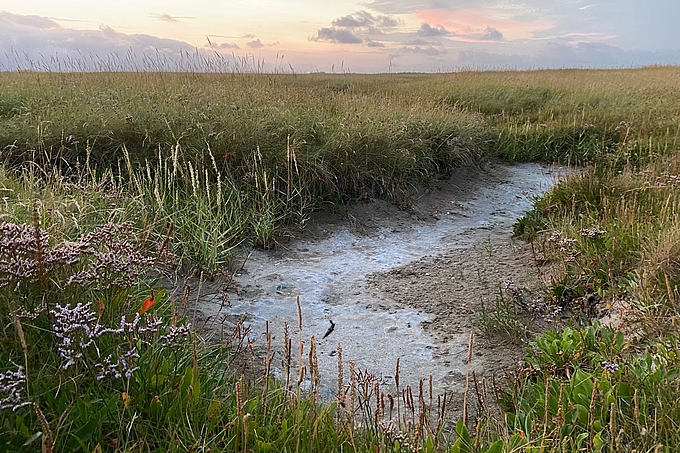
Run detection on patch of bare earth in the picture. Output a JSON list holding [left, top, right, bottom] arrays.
[[367, 230, 546, 379], [347, 163, 557, 377], [167, 163, 563, 411]]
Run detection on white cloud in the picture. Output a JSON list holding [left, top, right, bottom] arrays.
[[400, 45, 445, 56], [418, 23, 451, 37], [311, 10, 401, 45], [151, 13, 181, 23], [332, 10, 399, 30], [0, 11, 237, 71], [2, 12, 60, 29], [311, 27, 364, 44], [217, 42, 239, 49], [480, 26, 503, 41]]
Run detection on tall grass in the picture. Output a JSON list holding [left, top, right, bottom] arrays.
[[516, 153, 680, 331], [3, 66, 680, 451], [3, 67, 679, 255]]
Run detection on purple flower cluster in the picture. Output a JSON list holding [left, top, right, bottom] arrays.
[[0, 221, 154, 290], [52, 302, 101, 370], [502, 281, 517, 291], [502, 280, 524, 303], [51, 302, 162, 380], [547, 230, 579, 262], [64, 223, 155, 289], [601, 360, 619, 374], [161, 323, 192, 345], [0, 366, 30, 412], [0, 222, 48, 284], [580, 225, 607, 238], [13, 306, 45, 320], [49, 301, 182, 381], [96, 350, 141, 380]]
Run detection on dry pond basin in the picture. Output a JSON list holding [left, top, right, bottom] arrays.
[[168, 162, 564, 404]]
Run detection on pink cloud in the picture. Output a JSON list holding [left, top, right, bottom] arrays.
[[415, 9, 552, 40]]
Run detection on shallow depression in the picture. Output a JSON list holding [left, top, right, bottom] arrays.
[[196, 163, 562, 399]]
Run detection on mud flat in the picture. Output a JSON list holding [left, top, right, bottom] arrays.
[[185, 163, 563, 400]]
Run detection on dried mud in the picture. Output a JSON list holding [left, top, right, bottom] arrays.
[[167, 162, 564, 403]]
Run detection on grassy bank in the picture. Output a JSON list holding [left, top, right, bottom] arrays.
[[2, 67, 679, 269], [1, 67, 680, 451], [3, 68, 678, 166]]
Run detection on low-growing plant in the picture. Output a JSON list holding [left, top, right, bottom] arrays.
[[490, 324, 680, 452], [477, 282, 533, 343], [517, 152, 680, 328]]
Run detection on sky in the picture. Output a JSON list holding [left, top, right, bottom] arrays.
[[1, 1, 680, 73]]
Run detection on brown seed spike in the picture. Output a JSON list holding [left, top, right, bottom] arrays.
[[296, 295, 303, 331]]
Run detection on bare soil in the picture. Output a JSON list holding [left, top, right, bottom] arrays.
[[167, 162, 563, 404], [342, 164, 555, 378]]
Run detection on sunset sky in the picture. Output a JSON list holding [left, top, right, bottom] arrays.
[[1, 1, 679, 72]]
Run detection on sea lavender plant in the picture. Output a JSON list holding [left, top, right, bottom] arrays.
[[161, 323, 192, 345], [0, 222, 48, 286], [601, 360, 619, 374], [0, 221, 154, 292], [49, 302, 164, 380], [96, 349, 141, 380], [0, 366, 30, 412]]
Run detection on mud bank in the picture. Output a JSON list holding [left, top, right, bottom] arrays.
[[182, 163, 563, 400]]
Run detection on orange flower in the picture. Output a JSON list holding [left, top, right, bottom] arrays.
[[121, 392, 131, 410], [138, 289, 155, 314], [95, 299, 105, 317]]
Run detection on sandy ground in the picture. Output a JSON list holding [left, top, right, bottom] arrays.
[[164, 162, 563, 407], [338, 165, 555, 379]]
